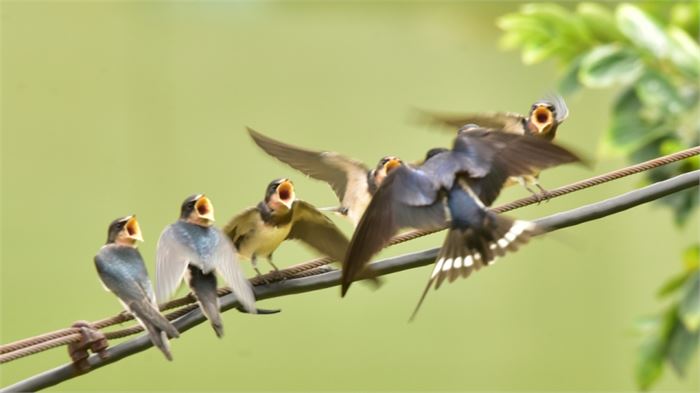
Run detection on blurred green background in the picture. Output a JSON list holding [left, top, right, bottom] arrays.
[[1, 2, 698, 391]]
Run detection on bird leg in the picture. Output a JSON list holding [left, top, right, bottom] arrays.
[[267, 256, 286, 281], [251, 255, 270, 284]]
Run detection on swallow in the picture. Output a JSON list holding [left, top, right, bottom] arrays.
[[156, 194, 256, 338], [224, 178, 350, 277], [421, 95, 570, 196], [247, 128, 403, 225], [341, 125, 581, 318], [94, 215, 180, 360]]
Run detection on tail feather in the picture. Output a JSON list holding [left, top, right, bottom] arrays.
[[188, 267, 224, 338], [130, 301, 177, 361], [410, 213, 538, 320], [143, 323, 173, 361]]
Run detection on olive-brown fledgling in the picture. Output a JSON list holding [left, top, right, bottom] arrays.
[[156, 195, 256, 338], [341, 126, 581, 319], [421, 95, 569, 197], [224, 178, 350, 278], [247, 128, 403, 225], [95, 215, 180, 360]]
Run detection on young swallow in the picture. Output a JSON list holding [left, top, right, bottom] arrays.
[[156, 194, 256, 338], [224, 178, 350, 277], [341, 126, 580, 318], [423, 94, 569, 140], [247, 128, 403, 225], [95, 215, 179, 360], [423, 95, 570, 196]]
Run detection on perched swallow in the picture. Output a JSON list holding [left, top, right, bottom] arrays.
[[224, 178, 350, 277], [95, 216, 179, 360], [341, 126, 580, 318], [247, 128, 403, 225], [423, 96, 570, 196], [156, 194, 256, 338]]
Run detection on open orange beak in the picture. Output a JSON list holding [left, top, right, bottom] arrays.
[[531, 105, 554, 134], [383, 158, 402, 173], [276, 180, 295, 209], [125, 216, 144, 242], [194, 196, 215, 222]]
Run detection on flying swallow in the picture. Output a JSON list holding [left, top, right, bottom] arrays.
[[95, 215, 179, 360], [247, 128, 403, 225], [341, 126, 580, 318], [224, 178, 350, 277], [421, 95, 570, 197], [156, 194, 256, 338]]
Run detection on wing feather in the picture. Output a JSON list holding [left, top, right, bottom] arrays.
[[155, 225, 193, 303], [287, 200, 350, 262], [210, 228, 256, 313]]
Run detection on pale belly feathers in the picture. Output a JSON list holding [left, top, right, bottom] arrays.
[[237, 221, 292, 260]]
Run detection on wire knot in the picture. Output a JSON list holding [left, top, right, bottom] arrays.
[[67, 321, 109, 373]]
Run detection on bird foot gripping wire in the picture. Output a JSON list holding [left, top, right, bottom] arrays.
[[67, 321, 109, 373]]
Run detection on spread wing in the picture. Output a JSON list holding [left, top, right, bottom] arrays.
[[438, 129, 581, 205], [418, 110, 526, 134], [546, 93, 569, 123], [209, 227, 256, 313], [223, 207, 260, 250], [155, 224, 197, 303], [248, 128, 370, 205], [341, 166, 448, 295], [287, 200, 349, 262]]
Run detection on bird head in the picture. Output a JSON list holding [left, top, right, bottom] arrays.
[[373, 156, 403, 185], [107, 215, 143, 246], [180, 194, 216, 227], [265, 178, 296, 211]]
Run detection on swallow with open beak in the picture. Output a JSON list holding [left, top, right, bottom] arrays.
[[421, 95, 569, 197], [341, 126, 581, 318], [95, 215, 180, 360], [155, 194, 256, 338], [224, 178, 350, 278], [247, 128, 404, 225]]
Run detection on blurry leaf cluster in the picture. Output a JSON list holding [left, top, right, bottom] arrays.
[[637, 245, 700, 390], [498, 3, 699, 390], [498, 2, 699, 225]]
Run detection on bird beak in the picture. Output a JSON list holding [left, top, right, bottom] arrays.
[[125, 216, 144, 242], [383, 158, 402, 173], [195, 196, 216, 223], [531, 105, 554, 134], [276, 180, 295, 209]]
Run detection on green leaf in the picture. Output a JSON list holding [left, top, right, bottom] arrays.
[[670, 2, 699, 36], [577, 3, 624, 42], [616, 4, 670, 58], [667, 26, 700, 79], [679, 271, 700, 332], [636, 334, 666, 390], [521, 3, 594, 47], [667, 315, 699, 376], [578, 44, 644, 88], [683, 245, 699, 271], [635, 70, 687, 117], [657, 271, 691, 298], [559, 56, 583, 94]]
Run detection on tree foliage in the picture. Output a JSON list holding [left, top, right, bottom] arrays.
[[498, 3, 699, 390]]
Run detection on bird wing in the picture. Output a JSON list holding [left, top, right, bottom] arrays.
[[443, 129, 581, 205], [223, 207, 260, 250], [419, 110, 526, 133], [210, 227, 257, 313], [341, 166, 448, 295], [155, 224, 198, 303], [248, 128, 370, 205], [545, 93, 569, 123], [287, 200, 350, 262], [95, 249, 155, 306]]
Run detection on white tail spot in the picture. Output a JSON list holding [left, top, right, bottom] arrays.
[[432, 258, 445, 278], [464, 255, 474, 267], [442, 258, 454, 272], [453, 257, 463, 268]]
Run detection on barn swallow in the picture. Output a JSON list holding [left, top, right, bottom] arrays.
[[247, 128, 403, 225], [94, 215, 179, 360], [156, 194, 256, 338], [224, 178, 350, 277], [423, 95, 569, 197], [341, 126, 580, 318]]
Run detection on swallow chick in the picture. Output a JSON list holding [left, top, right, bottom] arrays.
[[341, 126, 581, 318], [247, 128, 403, 225], [156, 194, 256, 338], [224, 178, 350, 279], [423, 95, 570, 198], [95, 215, 179, 360]]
